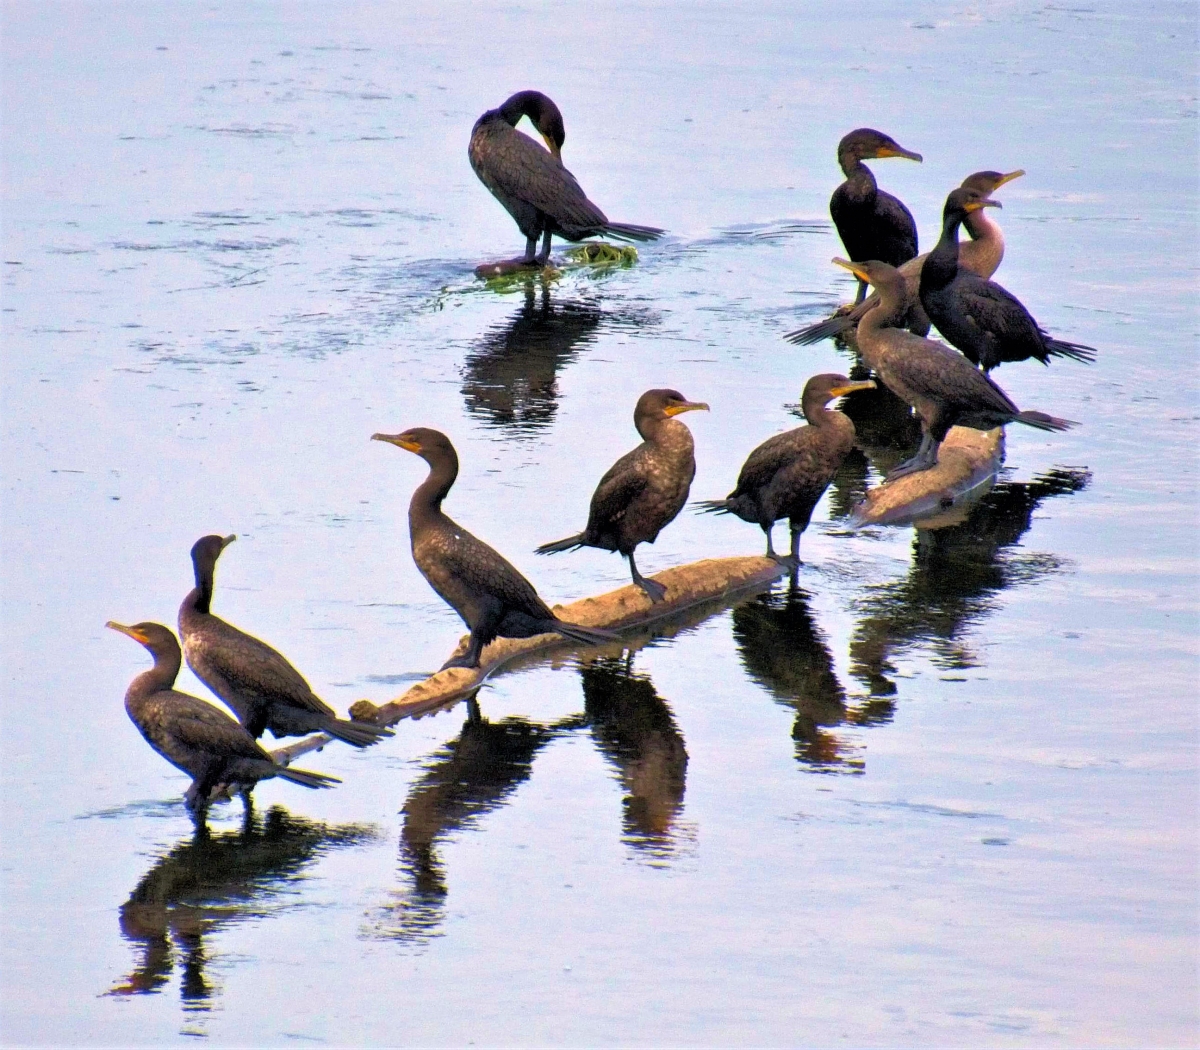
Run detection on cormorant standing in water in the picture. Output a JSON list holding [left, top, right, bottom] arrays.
[[536, 389, 710, 603], [696, 374, 876, 563], [789, 169, 1024, 345], [470, 90, 664, 265], [919, 187, 1097, 372], [372, 427, 616, 669], [834, 257, 1077, 478], [107, 621, 339, 816], [178, 535, 393, 747], [830, 128, 923, 304]]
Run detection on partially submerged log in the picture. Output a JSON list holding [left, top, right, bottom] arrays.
[[268, 556, 785, 767], [473, 242, 638, 280], [848, 426, 1004, 529]]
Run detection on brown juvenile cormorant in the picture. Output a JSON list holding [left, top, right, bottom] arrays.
[[834, 257, 1077, 478], [371, 427, 617, 669], [469, 90, 664, 265], [107, 621, 339, 816], [178, 535, 393, 747], [790, 169, 1024, 345], [536, 389, 710, 602], [920, 187, 1097, 372], [830, 128, 923, 304], [695, 373, 876, 562]]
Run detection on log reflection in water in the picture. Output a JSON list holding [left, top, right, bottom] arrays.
[[851, 467, 1091, 695], [732, 584, 879, 773], [108, 806, 376, 1004], [578, 657, 688, 857]]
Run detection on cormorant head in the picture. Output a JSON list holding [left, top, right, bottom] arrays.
[[497, 90, 566, 160], [189, 533, 236, 577], [635, 389, 710, 424], [837, 128, 923, 166], [960, 169, 1024, 196], [942, 186, 1001, 224], [832, 257, 904, 299], [106, 620, 182, 661], [372, 427, 459, 470], [802, 373, 876, 413]]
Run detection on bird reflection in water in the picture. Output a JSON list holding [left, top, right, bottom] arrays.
[[108, 806, 376, 1007], [733, 584, 882, 773], [461, 278, 602, 432], [373, 697, 561, 943], [577, 656, 689, 858], [851, 467, 1091, 695]]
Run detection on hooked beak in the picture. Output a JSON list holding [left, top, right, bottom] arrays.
[[664, 401, 710, 417], [828, 379, 876, 397], [220, 534, 237, 549], [541, 133, 562, 161], [877, 145, 923, 163], [372, 432, 422, 453], [832, 256, 872, 284], [994, 169, 1025, 188], [965, 197, 1002, 213], [106, 621, 148, 643]]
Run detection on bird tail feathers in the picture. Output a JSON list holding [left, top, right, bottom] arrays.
[[535, 533, 585, 555], [276, 765, 341, 789], [324, 717, 395, 748], [602, 222, 664, 243], [1015, 411, 1078, 433], [553, 620, 621, 647], [693, 499, 732, 515], [1043, 337, 1097, 364], [785, 313, 855, 345]]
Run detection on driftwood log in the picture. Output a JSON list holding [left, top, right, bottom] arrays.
[[849, 426, 1004, 529], [268, 556, 786, 766]]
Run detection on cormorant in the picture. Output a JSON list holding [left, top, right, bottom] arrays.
[[178, 535, 393, 746], [830, 128, 923, 304], [834, 257, 1077, 477], [107, 621, 339, 816], [535, 389, 710, 603], [371, 428, 617, 669], [470, 90, 664, 265], [789, 169, 1024, 345], [695, 373, 876, 562], [920, 187, 1097, 372]]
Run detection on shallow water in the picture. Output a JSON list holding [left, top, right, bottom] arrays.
[[2, 1, 1196, 1045]]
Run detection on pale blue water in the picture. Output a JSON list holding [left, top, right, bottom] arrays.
[[2, 1, 1196, 1045]]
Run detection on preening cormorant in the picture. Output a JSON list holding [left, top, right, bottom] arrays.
[[919, 187, 1098, 372], [536, 389, 710, 603], [696, 373, 876, 562], [372, 427, 617, 669], [834, 257, 1077, 478], [830, 128, 923, 304], [178, 534, 393, 747], [789, 169, 1024, 346], [470, 90, 664, 265], [107, 621, 339, 816]]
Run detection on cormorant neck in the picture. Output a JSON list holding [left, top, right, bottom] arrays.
[[839, 153, 876, 192], [963, 207, 999, 244], [636, 412, 671, 443], [924, 212, 966, 288], [128, 646, 182, 700], [409, 451, 458, 529], [859, 281, 908, 336], [802, 397, 840, 427], [189, 561, 214, 615]]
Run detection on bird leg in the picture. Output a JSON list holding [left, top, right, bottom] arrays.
[[535, 229, 553, 265], [440, 605, 502, 670], [627, 551, 666, 604], [522, 235, 539, 264], [763, 523, 779, 559], [885, 432, 939, 481]]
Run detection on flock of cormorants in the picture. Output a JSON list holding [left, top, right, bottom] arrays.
[[108, 90, 1096, 822]]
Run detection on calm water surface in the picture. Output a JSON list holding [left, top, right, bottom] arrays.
[[2, 2, 1196, 1046]]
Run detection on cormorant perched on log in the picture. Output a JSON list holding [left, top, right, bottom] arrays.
[[919, 187, 1097, 372], [695, 374, 876, 563], [790, 169, 1024, 345], [107, 621, 339, 816], [536, 389, 710, 603], [371, 428, 616, 669], [834, 258, 1077, 478], [178, 535, 393, 747], [469, 90, 664, 266], [830, 128, 923, 304]]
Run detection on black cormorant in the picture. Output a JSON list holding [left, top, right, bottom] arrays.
[[696, 373, 876, 562], [830, 128, 923, 304], [470, 90, 664, 265], [919, 187, 1097, 372], [790, 169, 1023, 345], [371, 427, 617, 668], [536, 389, 709, 603], [178, 535, 393, 746], [834, 257, 1077, 477], [107, 621, 339, 816]]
